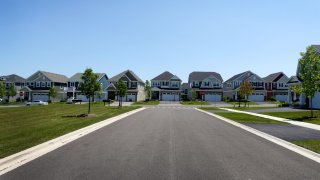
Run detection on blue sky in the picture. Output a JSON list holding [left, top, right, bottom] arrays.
[[1, 0, 319, 82]]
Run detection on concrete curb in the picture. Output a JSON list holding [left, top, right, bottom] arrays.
[[196, 108, 320, 164], [220, 108, 320, 131], [0, 107, 146, 176]]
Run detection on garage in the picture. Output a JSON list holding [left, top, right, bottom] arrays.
[[77, 95, 89, 102], [275, 93, 288, 102], [32, 93, 49, 102], [248, 93, 265, 102], [162, 92, 179, 101], [204, 93, 222, 102], [126, 93, 136, 102]]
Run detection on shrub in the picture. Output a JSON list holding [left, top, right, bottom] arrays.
[[269, 96, 277, 101]]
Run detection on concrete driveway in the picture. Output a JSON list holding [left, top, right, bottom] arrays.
[[1, 108, 320, 180]]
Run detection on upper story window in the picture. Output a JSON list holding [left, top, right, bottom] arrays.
[[131, 82, 137, 88], [47, 82, 51, 87], [213, 82, 220, 87], [70, 82, 75, 87], [60, 84, 64, 89], [36, 82, 40, 87], [171, 82, 179, 88], [279, 83, 284, 87], [41, 82, 46, 87], [204, 82, 210, 86]]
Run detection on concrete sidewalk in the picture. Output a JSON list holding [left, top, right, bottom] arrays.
[[221, 108, 320, 131]]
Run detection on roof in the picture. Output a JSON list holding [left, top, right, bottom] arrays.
[[224, 71, 250, 83], [69, 73, 107, 82], [0, 74, 26, 82], [188, 71, 223, 82], [181, 83, 189, 89], [40, 71, 68, 83], [287, 76, 301, 84], [152, 71, 181, 81], [263, 72, 283, 82], [109, 70, 144, 83]]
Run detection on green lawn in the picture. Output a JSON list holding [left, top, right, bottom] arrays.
[[227, 107, 279, 111], [0, 103, 140, 158], [181, 101, 209, 105], [263, 111, 320, 125], [132, 100, 160, 105], [226, 101, 258, 106], [291, 140, 320, 154], [215, 112, 287, 124]]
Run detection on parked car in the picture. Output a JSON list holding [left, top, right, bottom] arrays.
[[0, 98, 2, 102], [26, 100, 48, 106]]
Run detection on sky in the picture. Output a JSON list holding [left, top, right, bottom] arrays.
[[1, 0, 319, 82]]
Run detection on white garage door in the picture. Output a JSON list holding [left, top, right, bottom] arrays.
[[32, 93, 49, 102], [162, 93, 179, 101], [127, 93, 136, 102], [275, 95, 288, 102], [205, 93, 221, 102], [248, 93, 264, 102], [77, 95, 89, 102]]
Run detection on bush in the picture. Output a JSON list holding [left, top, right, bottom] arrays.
[[48, 100, 52, 103], [269, 96, 277, 101], [60, 100, 66, 102], [278, 102, 289, 107]]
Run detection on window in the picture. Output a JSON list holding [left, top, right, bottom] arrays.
[[70, 82, 75, 87], [131, 82, 137, 88], [47, 82, 51, 87], [31, 82, 34, 87], [204, 82, 210, 86], [36, 82, 40, 87], [60, 84, 64, 89], [41, 82, 46, 87]]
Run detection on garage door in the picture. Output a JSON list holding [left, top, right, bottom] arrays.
[[275, 95, 288, 102], [248, 93, 264, 102], [77, 95, 89, 102], [205, 93, 222, 102], [162, 93, 179, 101], [32, 93, 49, 102], [127, 93, 136, 102]]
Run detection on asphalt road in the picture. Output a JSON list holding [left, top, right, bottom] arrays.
[[2, 107, 320, 180]]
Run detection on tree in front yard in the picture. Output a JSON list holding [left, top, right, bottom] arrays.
[[239, 81, 254, 107], [145, 80, 151, 101], [48, 87, 57, 103], [0, 81, 5, 100], [298, 46, 320, 117], [117, 80, 128, 107], [7, 83, 17, 102], [79, 68, 101, 114]]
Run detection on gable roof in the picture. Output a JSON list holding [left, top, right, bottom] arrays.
[[224, 71, 251, 83], [263, 72, 284, 82], [0, 74, 26, 82], [109, 70, 144, 83], [152, 71, 181, 81], [27, 71, 68, 83], [69, 73, 107, 82], [188, 71, 223, 82], [287, 76, 301, 84]]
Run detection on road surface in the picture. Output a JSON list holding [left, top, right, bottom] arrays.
[[2, 107, 320, 180]]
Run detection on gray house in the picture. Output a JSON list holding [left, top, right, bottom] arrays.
[[188, 71, 223, 102], [0, 74, 26, 102], [107, 70, 145, 102], [151, 71, 181, 101], [22, 71, 68, 102], [223, 71, 266, 102], [67, 73, 109, 102], [263, 72, 289, 102]]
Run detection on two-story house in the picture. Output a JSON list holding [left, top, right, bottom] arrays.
[[22, 71, 68, 102], [107, 70, 145, 102], [287, 76, 302, 105], [188, 71, 223, 101], [0, 74, 26, 102], [151, 71, 182, 101], [223, 71, 266, 102], [263, 72, 289, 102], [67, 73, 109, 102]]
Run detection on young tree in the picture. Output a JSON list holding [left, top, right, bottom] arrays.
[[145, 80, 151, 101], [0, 81, 5, 100], [7, 83, 17, 102], [48, 87, 57, 102], [191, 90, 197, 101], [117, 80, 128, 107], [239, 81, 254, 107], [298, 46, 320, 117], [79, 68, 101, 114]]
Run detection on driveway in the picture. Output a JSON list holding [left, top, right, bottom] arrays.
[[1, 108, 320, 180]]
